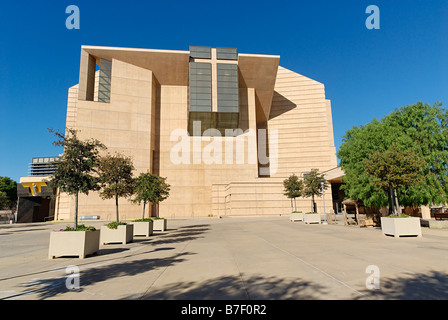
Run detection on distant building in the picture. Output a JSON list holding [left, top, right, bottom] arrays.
[[16, 156, 60, 223], [29, 156, 61, 176]]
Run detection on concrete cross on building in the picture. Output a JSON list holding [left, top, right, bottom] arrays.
[[188, 46, 240, 136], [190, 47, 238, 112]]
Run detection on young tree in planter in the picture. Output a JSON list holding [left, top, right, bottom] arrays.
[[153, 176, 170, 218], [98, 153, 135, 223], [364, 144, 424, 215], [303, 169, 329, 213], [283, 174, 304, 212], [132, 172, 170, 219], [48, 128, 106, 230]]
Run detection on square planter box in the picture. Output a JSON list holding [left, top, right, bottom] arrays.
[[48, 230, 100, 259], [381, 216, 422, 238], [304, 214, 321, 224], [153, 219, 167, 232], [290, 212, 304, 222], [132, 221, 153, 237], [100, 224, 134, 244]]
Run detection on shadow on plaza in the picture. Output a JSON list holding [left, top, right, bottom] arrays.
[[130, 274, 328, 300], [9, 251, 195, 300], [128, 270, 448, 300], [356, 270, 448, 300], [133, 224, 211, 246], [1, 224, 211, 300], [0, 223, 50, 235]]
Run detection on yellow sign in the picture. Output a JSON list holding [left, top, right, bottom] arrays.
[[21, 182, 47, 197]]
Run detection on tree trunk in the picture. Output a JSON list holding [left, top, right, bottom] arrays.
[[142, 201, 146, 220], [115, 193, 119, 222], [389, 186, 396, 215], [290, 198, 293, 212], [294, 198, 297, 211], [156, 203, 159, 218], [394, 189, 401, 216], [74, 192, 79, 230], [312, 195, 315, 212]]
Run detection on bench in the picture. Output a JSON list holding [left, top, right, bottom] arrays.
[[434, 213, 448, 221], [80, 215, 100, 221]]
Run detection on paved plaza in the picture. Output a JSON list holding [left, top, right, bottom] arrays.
[[0, 215, 448, 300]]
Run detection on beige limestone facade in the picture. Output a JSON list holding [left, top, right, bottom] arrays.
[[55, 45, 338, 221]]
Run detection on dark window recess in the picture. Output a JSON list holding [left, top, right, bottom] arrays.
[[189, 62, 212, 112], [216, 47, 238, 60], [188, 112, 239, 136], [187, 48, 240, 137], [190, 46, 212, 59], [98, 59, 112, 103], [217, 64, 239, 113]]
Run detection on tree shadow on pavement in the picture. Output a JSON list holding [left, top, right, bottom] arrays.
[[0, 228, 50, 235], [4, 224, 213, 299], [133, 274, 328, 300], [356, 270, 448, 300], [135, 225, 211, 246], [10, 251, 195, 300], [0, 223, 210, 291]]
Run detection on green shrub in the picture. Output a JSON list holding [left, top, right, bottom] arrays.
[[292, 211, 302, 213], [107, 221, 127, 229], [305, 212, 317, 214], [132, 218, 153, 222], [62, 224, 96, 231], [387, 214, 410, 218]]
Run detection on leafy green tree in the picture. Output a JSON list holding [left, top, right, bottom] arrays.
[[338, 101, 448, 212], [132, 172, 170, 219], [283, 174, 303, 212], [0, 177, 17, 210], [364, 144, 424, 214], [98, 153, 135, 222], [303, 169, 329, 213], [0, 191, 10, 210], [49, 128, 106, 229], [384, 101, 448, 207], [337, 118, 390, 209]]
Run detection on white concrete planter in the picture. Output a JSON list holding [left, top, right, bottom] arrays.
[[428, 220, 448, 229], [100, 224, 134, 244], [304, 213, 321, 224], [132, 221, 153, 237], [48, 230, 100, 259], [381, 216, 422, 238], [153, 219, 167, 232], [290, 212, 304, 222]]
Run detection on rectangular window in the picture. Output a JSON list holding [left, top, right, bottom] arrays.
[[217, 63, 239, 113], [216, 47, 238, 60], [190, 46, 212, 59], [97, 59, 112, 103], [189, 62, 212, 112]]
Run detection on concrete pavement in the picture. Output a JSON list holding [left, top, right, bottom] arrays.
[[1, 215, 448, 300]]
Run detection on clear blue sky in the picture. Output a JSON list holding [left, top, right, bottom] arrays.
[[1, 0, 447, 182]]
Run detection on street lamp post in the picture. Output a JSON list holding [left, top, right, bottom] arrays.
[[321, 181, 327, 224]]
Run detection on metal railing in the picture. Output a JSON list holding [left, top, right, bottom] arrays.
[[44, 216, 55, 222]]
